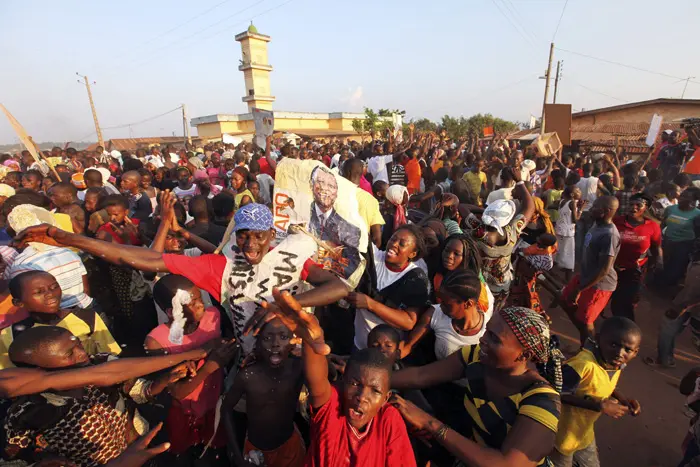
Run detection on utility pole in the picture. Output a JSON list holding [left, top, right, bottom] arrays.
[[76, 73, 104, 150], [682, 77, 696, 99], [553, 60, 562, 104], [182, 104, 191, 147], [540, 42, 555, 135]]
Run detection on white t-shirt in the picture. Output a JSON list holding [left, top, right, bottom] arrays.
[[576, 176, 599, 211], [330, 153, 341, 169], [256, 173, 275, 204], [354, 245, 418, 350], [430, 301, 492, 361], [367, 155, 394, 185]]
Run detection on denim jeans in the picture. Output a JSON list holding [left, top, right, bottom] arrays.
[[550, 438, 600, 467], [658, 313, 691, 366]]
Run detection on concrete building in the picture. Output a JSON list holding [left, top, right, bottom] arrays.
[[192, 23, 385, 142]]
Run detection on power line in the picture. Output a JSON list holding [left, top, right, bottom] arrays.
[[102, 106, 183, 130], [555, 47, 700, 85], [489, 0, 537, 51], [552, 0, 569, 42], [107, 0, 295, 75], [500, 0, 539, 44], [568, 79, 628, 103], [106, 0, 237, 65], [101, 0, 267, 77]]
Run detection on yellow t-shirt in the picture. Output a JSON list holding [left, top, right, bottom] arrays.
[[356, 188, 385, 231], [463, 171, 487, 204], [0, 312, 121, 369], [555, 348, 620, 455]]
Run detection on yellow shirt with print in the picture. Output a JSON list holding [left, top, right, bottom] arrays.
[[555, 348, 620, 455], [356, 188, 385, 232], [0, 312, 121, 369]]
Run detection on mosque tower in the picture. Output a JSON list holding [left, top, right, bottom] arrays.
[[235, 23, 275, 112]]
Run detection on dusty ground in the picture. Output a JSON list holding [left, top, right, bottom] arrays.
[[544, 285, 699, 467]]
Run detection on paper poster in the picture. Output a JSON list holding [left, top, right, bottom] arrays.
[[272, 158, 367, 287], [393, 113, 403, 143], [646, 114, 663, 147], [253, 108, 274, 149], [483, 126, 494, 137]]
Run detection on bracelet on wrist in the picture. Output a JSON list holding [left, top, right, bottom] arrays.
[[434, 423, 450, 442]]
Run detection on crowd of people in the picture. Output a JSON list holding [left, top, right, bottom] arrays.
[[0, 123, 698, 467]]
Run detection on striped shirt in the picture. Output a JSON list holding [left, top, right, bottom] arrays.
[[458, 345, 560, 465], [4, 246, 92, 309]]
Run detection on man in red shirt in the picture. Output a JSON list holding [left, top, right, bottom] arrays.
[[253, 288, 416, 467], [611, 193, 662, 320], [257, 136, 277, 178]]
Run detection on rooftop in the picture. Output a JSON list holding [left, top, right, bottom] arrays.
[[572, 98, 700, 117]]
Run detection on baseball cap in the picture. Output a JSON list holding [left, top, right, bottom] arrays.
[[233, 203, 273, 232]]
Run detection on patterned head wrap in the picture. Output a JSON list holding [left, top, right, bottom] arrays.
[[431, 193, 460, 221], [386, 185, 408, 230], [500, 306, 564, 392]]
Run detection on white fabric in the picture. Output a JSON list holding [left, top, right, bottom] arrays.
[[576, 176, 599, 211], [220, 234, 317, 355], [555, 200, 575, 237], [481, 199, 516, 236], [430, 302, 492, 361], [367, 154, 394, 184], [330, 153, 341, 169], [485, 187, 514, 206], [353, 244, 417, 350], [256, 173, 275, 204], [555, 236, 575, 270]]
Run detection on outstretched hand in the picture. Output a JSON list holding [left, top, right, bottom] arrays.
[[105, 423, 170, 467], [13, 224, 66, 249], [244, 288, 330, 355]]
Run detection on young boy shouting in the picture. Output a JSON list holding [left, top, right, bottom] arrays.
[[223, 317, 305, 467], [551, 316, 642, 467], [254, 288, 416, 467]]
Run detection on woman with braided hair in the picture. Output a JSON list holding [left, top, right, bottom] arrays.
[[432, 233, 491, 312], [390, 306, 564, 467]]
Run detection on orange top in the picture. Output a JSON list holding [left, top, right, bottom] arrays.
[[684, 146, 700, 175], [405, 158, 422, 193]]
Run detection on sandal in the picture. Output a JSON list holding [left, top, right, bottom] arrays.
[[643, 356, 676, 369]]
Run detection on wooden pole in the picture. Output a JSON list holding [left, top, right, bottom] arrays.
[[540, 42, 555, 135], [77, 74, 104, 149], [0, 104, 61, 181]]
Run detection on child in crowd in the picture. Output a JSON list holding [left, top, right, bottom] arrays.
[[551, 317, 642, 466], [145, 274, 237, 456], [0, 270, 121, 368], [173, 167, 197, 210], [555, 185, 583, 281], [258, 288, 416, 466], [224, 316, 305, 467], [3, 325, 205, 467]]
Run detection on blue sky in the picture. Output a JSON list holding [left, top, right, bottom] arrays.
[[1, 0, 699, 144]]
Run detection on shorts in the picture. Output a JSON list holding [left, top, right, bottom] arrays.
[[562, 274, 613, 325], [244, 425, 305, 467]]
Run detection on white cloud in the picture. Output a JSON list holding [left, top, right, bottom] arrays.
[[341, 86, 364, 108]]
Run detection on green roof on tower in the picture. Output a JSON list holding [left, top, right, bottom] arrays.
[[247, 22, 258, 33]]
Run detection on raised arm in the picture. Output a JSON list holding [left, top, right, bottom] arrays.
[[391, 350, 465, 389], [0, 348, 207, 398], [16, 224, 169, 273], [264, 135, 277, 171], [511, 168, 535, 224]]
